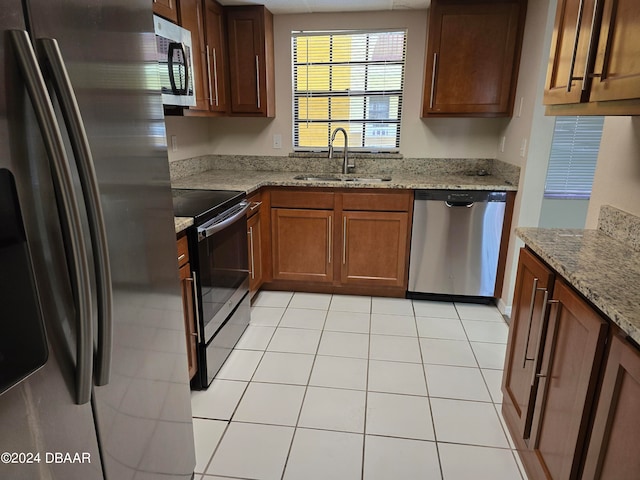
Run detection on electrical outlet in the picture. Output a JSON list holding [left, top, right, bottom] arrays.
[[520, 138, 528, 157], [500, 136, 506, 153], [273, 134, 282, 149], [171, 135, 178, 152]]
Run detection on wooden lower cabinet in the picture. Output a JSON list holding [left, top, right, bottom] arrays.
[[341, 211, 408, 288], [178, 262, 198, 380], [526, 279, 607, 479], [247, 207, 263, 294], [504, 249, 623, 480], [271, 208, 333, 283], [582, 334, 640, 479], [502, 248, 555, 441]]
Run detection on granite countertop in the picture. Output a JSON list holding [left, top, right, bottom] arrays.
[[516, 227, 640, 344], [174, 216, 193, 234], [171, 169, 518, 193]]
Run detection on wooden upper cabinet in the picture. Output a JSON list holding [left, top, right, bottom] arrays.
[[544, 0, 597, 105], [502, 248, 555, 444], [226, 5, 275, 117], [153, 0, 178, 23], [180, 0, 228, 115], [179, 0, 208, 112], [203, 0, 229, 113], [545, 0, 640, 113], [422, 0, 527, 117], [582, 334, 640, 480], [589, 0, 640, 103]]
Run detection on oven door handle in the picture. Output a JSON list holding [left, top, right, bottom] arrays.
[[197, 201, 250, 241]]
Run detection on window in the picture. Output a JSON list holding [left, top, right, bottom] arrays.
[[544, 116, 605, 199], [292, 30, 407, 151]]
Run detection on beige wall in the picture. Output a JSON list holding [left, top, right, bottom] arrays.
[[496, 0, 556, 314], [165, 9, 507, 160], [586, 117, 640, 228]]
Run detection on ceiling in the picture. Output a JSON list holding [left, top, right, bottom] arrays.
[[218, 0, 430, 15]]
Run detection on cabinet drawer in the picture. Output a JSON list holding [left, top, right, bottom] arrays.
[[270, 189, 334, 209], [342, 191, 412, 212], [177, 234, 189, 267]]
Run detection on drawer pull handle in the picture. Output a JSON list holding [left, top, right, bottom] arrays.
[[178, 253, 186, 261]]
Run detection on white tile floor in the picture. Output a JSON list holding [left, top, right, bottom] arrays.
[[191, 291, 528, 480]]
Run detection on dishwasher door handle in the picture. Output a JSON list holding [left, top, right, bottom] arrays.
[[445, 201, 475, 208]]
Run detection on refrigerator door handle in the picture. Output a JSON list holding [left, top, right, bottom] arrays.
[[10, 30, 94, 405], [38, 38, 113, 386]]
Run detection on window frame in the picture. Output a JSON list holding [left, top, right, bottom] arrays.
[[291, 29, 407, 152], [543, 115, 605, 200]]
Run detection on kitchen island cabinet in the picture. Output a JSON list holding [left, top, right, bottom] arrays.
[[502, 248, 555, 443], [422, 0, 527, 117], [582, 334, 640, 479], [503, 232, 640, 480]]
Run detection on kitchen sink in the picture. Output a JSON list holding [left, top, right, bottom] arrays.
[[293, 175, 392, 183]]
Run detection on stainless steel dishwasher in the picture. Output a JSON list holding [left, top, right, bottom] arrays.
[[408, 190, 507, 300]]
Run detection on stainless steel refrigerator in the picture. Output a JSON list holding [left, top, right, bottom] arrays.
[[0, 0, 196, 479]]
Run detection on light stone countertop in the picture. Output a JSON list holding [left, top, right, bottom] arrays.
[[516, 227, 640, 344], [170, 169, 518, 193], [174, 216, 193, 234]]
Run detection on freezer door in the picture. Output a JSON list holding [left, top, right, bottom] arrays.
[[0, 2, 103, 479], [24, 0, 196, 478]]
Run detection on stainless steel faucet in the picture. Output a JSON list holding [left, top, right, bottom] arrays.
[[328, 127, 355, 174]]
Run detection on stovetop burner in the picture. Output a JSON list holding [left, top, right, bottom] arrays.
[[172, 189, 245, 225]]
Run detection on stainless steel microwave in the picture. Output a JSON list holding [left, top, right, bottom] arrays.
[[153, 15, 196, 107]]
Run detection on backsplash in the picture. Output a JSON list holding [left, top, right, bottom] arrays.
[[598, 205, 640, 251], [169, 154, 521, 186]]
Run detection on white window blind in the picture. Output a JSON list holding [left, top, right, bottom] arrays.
[[544, 116, 604, 199], [292, 30, 406, 151]]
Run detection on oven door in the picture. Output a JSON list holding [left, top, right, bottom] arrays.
[[197, 201, 250, 341]]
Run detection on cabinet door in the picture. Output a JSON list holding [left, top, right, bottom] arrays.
[[179, 263, 198, 380], [204, 0, 229, 113], [423, 1, 524, 117], [271, 208, 333, 283], [247, 211, 263, 295], [153, 0, 178, 23], [179, 0, 208, 112], [502, 248, 555, 442], [544, 0, 597, 105], [341, 211, 409, 288], [527, 279, 607, 480], [226, 6, 274, 116], [582, 334, 640, 479], [589, 0, 640, 102]]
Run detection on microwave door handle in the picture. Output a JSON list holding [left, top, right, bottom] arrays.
[[168, 42, 189, 95], [38, 38, 113, 386], [198, 202, 250, 240], [10, 30, 94, 405]]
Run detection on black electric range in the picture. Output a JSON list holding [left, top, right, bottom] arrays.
[[172, 188, 245, 225], [171, 188, 250, 390]]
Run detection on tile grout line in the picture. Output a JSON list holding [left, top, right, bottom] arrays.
[[279, 292, 330, 480], [412, 299, 446, 480], [360, 297, 373, 480]]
